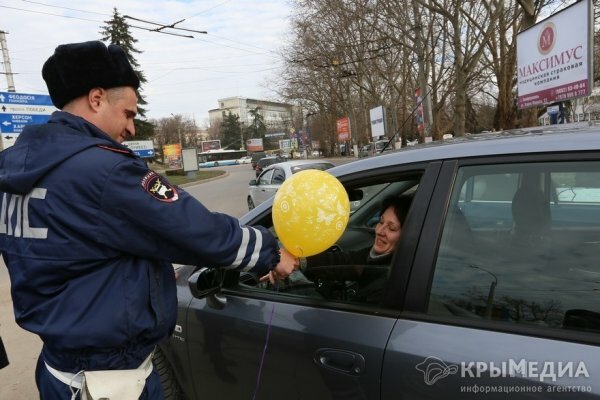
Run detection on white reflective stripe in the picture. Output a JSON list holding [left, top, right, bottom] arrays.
[[242, 227, 263, 272], [44, 362, 83, 389], [225, 227, 250, 270]]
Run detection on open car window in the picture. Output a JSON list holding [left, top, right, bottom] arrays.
[[233, 173, 423, 308]]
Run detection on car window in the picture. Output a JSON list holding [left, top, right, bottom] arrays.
[[237, 174, 424, 308], [272, 168, 285, 184], [258, 169, 274, 185], [429, 161, 600, 335]]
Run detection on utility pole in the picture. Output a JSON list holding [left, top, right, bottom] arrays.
[[0, 30, 16, 92]]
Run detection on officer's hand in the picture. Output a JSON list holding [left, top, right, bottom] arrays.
[[260, 248, 299, 284]]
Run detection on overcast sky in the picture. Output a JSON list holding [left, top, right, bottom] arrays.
[[0, 0, 293, 126]]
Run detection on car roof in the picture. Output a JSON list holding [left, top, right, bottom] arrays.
[[330, 122, 600, 176], [262, 159, 334, 170]]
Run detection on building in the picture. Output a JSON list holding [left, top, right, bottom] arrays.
[[208, 96, 296, 130]]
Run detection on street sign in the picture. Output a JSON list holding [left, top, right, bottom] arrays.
[[0, 114, 51, 133], [0, 92, 53, 106], [122, 140, 155, 158], [0, 104, 56, 114], [0, 91, 55, 150]]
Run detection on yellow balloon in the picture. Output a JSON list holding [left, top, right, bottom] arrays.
[[273, 169, 350, 257]]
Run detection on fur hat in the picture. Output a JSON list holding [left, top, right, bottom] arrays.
[[42, 41, 140, 109]]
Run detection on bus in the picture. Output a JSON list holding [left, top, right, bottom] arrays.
[[197, 149, 248, 168]]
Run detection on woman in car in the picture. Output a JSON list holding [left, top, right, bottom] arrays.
[[300, 195, 412, 295]]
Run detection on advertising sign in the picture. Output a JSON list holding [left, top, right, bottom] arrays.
[[369, 106, 385, 138], [246, 138, 264, 152], [516, 0, 592, 108], [122, 140, 155, 158], [415, 88, 425, 135], [336, 117, 351, 143], [182, 148, 199, 172], [201, 140, 221, 152], [163, 143, 182, 170]]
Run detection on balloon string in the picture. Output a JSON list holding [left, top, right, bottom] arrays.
[[252, 302, 276, 400]]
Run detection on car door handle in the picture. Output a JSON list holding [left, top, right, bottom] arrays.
[[314, 348, 365, 376]]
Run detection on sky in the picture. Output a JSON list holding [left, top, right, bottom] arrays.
[[0, 0, 294, 127]]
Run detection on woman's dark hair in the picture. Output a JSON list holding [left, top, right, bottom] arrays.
[[380, 195, 412, 226]]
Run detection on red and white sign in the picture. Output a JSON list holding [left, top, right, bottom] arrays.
[[246, 138, 264, 152], [337, 117, 351, 143], [516, 0, 592, 108]]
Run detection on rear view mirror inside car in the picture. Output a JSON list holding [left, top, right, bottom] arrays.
[[347, 189, 364, 202]]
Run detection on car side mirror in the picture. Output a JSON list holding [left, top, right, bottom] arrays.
[[249, 179, 258, 186], [188, 267, 220, 299]]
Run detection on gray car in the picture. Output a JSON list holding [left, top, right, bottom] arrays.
[[247, 159, 335, 210], [156, 122, 600, 399]]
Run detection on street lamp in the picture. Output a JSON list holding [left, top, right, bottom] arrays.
[[469, 264, 498, 319]]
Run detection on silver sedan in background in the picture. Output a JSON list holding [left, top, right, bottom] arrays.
[[247, 159, 335, 210]]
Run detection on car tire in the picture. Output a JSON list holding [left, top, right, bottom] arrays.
[[153, 346, 184, 400], [214, 162, 219, 167], [248, 197, 255, 210]]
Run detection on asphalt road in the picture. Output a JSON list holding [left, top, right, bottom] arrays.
[[0, 163, 257, 399]]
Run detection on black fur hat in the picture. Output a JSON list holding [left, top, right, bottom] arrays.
[[42, 40, 140, 109]]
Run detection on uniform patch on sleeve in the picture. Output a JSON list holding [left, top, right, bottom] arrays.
[[141, 172, 179, 202]]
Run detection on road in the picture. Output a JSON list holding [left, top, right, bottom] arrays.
[[0, 163, 256, 399]]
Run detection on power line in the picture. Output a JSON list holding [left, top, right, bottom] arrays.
[[0, 5, 102, 23], [20, 0, 111, 16]]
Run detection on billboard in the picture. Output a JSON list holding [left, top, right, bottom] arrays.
[[369, 106, 385, 138], [163, 143, 182, 170], [201, 140, 221, 152], [246, 138, 264, 152], [516, 0, 592, 108], [336, 117, 351, 143]]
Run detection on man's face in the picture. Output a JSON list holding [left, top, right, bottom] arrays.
[[96, 87, 138, 143]]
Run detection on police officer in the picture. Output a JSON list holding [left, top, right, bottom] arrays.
[[0, 41, 297, 399]]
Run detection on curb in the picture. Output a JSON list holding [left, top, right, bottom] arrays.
[[179, 171, 230, 187]]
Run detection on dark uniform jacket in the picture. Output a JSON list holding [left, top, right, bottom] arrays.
[[0, 111, 280, 372]]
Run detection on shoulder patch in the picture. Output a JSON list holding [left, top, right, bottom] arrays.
[[141, 171, 179, 202]]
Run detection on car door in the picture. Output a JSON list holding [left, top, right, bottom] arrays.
[[382, 154, 600, 399], [252, 169, 275, 206], [183, 161, 442, 399]]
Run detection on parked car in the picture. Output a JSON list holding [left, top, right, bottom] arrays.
[[247, 159, 335, 210], [254, 155, 283, 177], [156, 122, 600, 399], [250, 151, 267, 169], [359, 139, 394, 158], [236, 155, 252, 164]]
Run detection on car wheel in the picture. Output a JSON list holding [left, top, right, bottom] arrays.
[[214, 162, 219, 167], [153, 346, 184, 400], [248, 197, 255, 210]]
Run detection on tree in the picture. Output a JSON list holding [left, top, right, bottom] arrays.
[[100, 8, 154, 139], [246, 107, 267, 141], [220, 112, 242, 149]]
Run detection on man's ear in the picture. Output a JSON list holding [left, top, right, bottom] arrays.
[[88, 87, 106, 111]]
